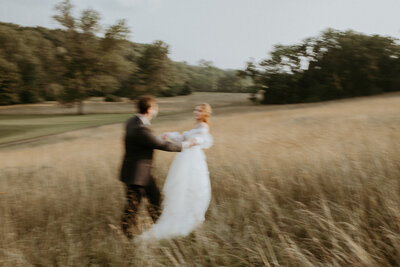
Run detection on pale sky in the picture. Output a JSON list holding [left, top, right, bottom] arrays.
[[1, 0, 399, 69]]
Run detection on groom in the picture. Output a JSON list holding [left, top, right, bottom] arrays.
[[119, 95, 191, 239]]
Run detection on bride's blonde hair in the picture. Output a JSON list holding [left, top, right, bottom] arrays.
[[196, 103, 212, 125]]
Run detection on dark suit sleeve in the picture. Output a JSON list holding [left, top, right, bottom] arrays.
[[139, 126, 182, 152]]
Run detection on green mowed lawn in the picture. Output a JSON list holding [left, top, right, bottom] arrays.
[[0, 93, 251, 145], [0, 114, 133, 144]]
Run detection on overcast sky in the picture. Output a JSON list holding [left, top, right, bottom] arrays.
[[1, 0, 399, 69]]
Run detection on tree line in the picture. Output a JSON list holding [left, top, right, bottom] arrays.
[[0, 0, 250, 113], [241, 29, 400, 104], [3, 1, 397, 110]]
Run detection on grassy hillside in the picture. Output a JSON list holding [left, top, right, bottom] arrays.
[[1, 93, 400, 266], [0, 93, 249, 145]]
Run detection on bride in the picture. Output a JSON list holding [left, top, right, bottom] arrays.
[[139, 103, 213, 240]]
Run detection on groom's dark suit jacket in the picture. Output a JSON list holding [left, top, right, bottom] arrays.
[[120, 115, 182, 186]]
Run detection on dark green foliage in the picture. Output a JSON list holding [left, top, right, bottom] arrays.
[[104, 94, 121, 102], [0, 20, 244, 106], [181, 81, 194, 95], [125, 40, 173, 97], [0, 1, 248, 107], [52, 0, 130, 114], [244, 29, 400, 104], [159, 84, 183, 97], [0, 57, 20, 104], [19, 90, 41, 104], [217, 70, 250, 92], [159, 81, 194, 97]]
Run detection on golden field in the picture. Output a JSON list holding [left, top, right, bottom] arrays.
[[1, 93, 400, 266]]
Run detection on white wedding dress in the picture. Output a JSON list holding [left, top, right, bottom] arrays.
[[140, 123, 213, 240]]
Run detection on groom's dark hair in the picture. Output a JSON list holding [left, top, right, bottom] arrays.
[[137, 95, 156, 114]]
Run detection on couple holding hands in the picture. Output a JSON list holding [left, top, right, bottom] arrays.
[[119, 96, 213, 241]]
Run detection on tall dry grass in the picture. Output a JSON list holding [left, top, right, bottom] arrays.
[[1, 95, 400, 266]]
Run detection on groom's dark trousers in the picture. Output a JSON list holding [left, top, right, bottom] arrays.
[[122, 180, 161, 229], [119, 115, 181, 238]]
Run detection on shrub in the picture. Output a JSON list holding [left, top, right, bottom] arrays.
[[104, 94, 121, 102]]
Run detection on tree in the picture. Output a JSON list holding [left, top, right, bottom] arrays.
[[53, 0, 129, 114], [217, 70, 247, 92], [0, 14, 250, 106], [181, 81, 194, 95], [0, 57, 20, 104], [129, 40, 174, 98], [243, 29, 400, 104]]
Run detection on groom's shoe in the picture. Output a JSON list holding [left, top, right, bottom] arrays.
[[122, 225, 135, 240], [121, 223, 142, 240], [124, 230, 134, 240]]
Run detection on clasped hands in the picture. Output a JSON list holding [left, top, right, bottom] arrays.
[[160, 133, 198, 148]]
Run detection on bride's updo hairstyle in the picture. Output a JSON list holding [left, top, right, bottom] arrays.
[[196, 103, 212, 125]]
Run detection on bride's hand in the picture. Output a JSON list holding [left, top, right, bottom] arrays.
[[188, 138, 199, 147]]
